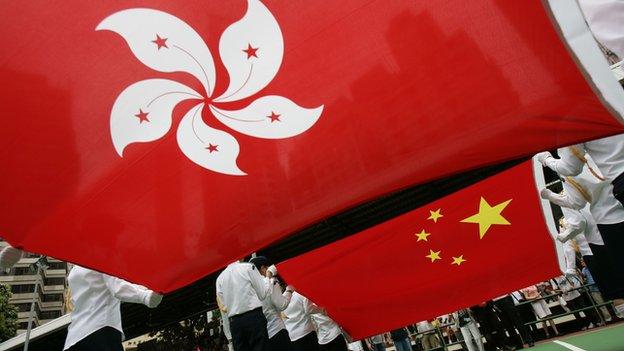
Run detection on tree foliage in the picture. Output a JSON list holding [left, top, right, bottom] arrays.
[[0, 284, 18, 342], [142, 310, 228, 351]]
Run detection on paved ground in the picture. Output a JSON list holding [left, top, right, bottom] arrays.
[[527, 323, 624, 351]]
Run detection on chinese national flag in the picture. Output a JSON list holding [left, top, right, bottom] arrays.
[[278, 161, 560, 339]]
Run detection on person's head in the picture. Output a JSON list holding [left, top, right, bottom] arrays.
[[249, 256, 270, 277]]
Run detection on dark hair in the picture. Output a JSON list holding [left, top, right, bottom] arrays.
[[249, 256, 270, 270]]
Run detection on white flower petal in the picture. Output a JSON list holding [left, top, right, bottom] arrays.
[[210, 95, 323, 139], [110, 79, 202, 156], [213, 0, 283, 102], [97, 8, 216, 96], [177, 103, 246, 175]]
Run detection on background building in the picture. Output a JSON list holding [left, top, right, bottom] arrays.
[[0, 240, 69, 334]]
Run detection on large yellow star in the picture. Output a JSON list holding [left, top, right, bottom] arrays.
[[461, 197, 512, 239], [451, 255, 467, 266], [426, 249, 441, 262], [415, 229, 431, 242], [427, 208, 443, 223]]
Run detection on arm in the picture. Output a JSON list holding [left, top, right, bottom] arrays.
[[0, 246, 24, 269], [216, 294, 227, 313], [248, 265, 271, 300], [102, 274, 161, 307], [540, 188, 584, 210], [302, 295, 324, 315], [559, 208, 588, 242], [563, 241, 577, 275], [537, 147, 584, 176], [269, 280, 293, 311], [216, 276, 226, 312]]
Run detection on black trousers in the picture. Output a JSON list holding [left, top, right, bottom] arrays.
[[493, 296, 533, 346], [319, 335, 349, 351], [292, 332, 319, 351], [472, 304, 514, 350], [270, 329, 294, 351], [566, 296, 601, 327], [596, 222, 624, 300], [67, 327, 123, 351], [230, 308, 270, 351]]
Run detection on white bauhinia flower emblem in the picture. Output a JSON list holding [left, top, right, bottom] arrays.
[[96, 1, 323, 175]]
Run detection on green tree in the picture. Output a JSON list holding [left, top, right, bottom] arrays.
[[0, 284, 18, 342], [144, 310, 227, 351]]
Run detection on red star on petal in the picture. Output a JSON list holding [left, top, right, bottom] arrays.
[[134, 109, 150, 123], [206, 143, 219, 153], [243, 43, 258, 59], [267, 111, 281, 123], [152, 34, 168, 50]]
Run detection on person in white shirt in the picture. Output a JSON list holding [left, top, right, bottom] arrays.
[[249, 256, 295, 351], [536, 134, 624, 208], [540, 161, 624, 302], [283, 292, 323, 351], [311, 313, 348, 351], [216, 260, 273, 351], [64, 266, 163, 351], [577, 0, 624, 59]]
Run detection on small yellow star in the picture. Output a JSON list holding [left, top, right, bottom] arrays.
[[451, 255, 467, 266], [426, 249, 442, 262], [415, 230, 431, 242], [427, 208, 443, 223], [461, 197, 512, 239]]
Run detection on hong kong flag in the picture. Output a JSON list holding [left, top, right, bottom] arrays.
[[278, 161, 560, 339], [1, 1, 623, 292]]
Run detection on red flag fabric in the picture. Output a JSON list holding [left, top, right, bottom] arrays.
[[1, 1, 622, 292], [278, 161, 560, 339]]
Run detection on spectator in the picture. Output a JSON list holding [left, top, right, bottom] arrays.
[[366, 334, 386, 351], [519, 285, 560, 338], [492, 295, 534, 348], [389, 327, 411, 351], [453, 308, 484, 351], [553, 273, 600, 330], [416, 321, 440, 350]]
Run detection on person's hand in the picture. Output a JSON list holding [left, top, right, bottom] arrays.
[[539, 188, 552, 200], [285, 285, 295, 293], [267, 265, 277, 277], [146, 292, 163, 308], [0, 247, 24, 269], [535, 151, 553, 165]]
